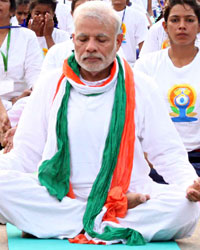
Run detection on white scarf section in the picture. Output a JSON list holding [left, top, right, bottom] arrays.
[[37, 60, 119, 170]]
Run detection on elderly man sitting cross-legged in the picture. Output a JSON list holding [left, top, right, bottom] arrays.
[[0, 1, 199, 246]]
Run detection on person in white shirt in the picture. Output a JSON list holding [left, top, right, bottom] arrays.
[[27, 0, 70, 56], [11, 0, 30, 26], [112, 0, 148, 66], [55, 1, 73, 34], [0, 0, 42, 150], [135, 0, 200, 176], [0, 1, 199, 245]]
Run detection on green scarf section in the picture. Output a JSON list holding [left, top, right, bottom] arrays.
[[38, 54, 145, 245]]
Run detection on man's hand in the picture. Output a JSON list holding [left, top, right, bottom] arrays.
[[186, 178, 200, 202]]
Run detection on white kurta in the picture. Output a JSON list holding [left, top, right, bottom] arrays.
[[135, 49, 200, 152], [0, 27, 42, 101], [0, 60, 199, 242]]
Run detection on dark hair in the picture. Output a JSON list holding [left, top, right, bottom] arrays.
[[16, 0, 30, 7], [26, 0, 58, 27], [29, 0, 57, 13], [10, 0, 16, 12], [71, 0, 80, 13], [163, 0, 200, 23]]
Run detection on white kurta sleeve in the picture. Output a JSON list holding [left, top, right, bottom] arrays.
[[134, 71, 198, 190]]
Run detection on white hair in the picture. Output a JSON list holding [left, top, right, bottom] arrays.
[[73, 1, 122, 35]]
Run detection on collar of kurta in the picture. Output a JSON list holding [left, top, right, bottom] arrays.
[[38, 54, 145, 245]]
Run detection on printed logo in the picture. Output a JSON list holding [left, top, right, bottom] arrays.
[[168, 84, 197, 122], [161, 39, 170, 49], [120, 23, 126, 43]]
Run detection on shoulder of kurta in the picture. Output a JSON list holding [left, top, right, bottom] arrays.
[[133, 69, 160, 100], [135, 49, 167, 72], [34, 68, 64, 94]]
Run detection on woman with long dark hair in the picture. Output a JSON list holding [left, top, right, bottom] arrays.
[[135, 0, 200, 178]]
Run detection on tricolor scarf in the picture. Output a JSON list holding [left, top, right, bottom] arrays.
[[38, 54, 145, 245]]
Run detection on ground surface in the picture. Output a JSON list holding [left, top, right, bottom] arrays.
[[0, 220, 200, 250]]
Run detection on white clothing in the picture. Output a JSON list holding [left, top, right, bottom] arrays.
[[116, 7, 148, 66], [7, 97, 30, 128], [37, 28, 70, 56], [0, 58, 199, 241], [0, 27, 42, 102], [140, 18, 168, 56], [135, 49, 200, 152], [10, 16, 18, 25], [130, 1, 147, 14], [41, 40, 74, 72], [134, 0, 148, 10], [55, 2, 73, 34], [140, 18, 200, 56]]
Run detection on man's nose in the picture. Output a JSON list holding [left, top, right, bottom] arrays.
[[86, 38, 97, 52]]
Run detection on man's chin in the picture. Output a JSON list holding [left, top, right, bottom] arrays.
[[80, 64, 107, 73]]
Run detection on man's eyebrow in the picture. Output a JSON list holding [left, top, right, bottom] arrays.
[[76, 33, 108, 38], [76, 33, 88, 37], [96, 33, 108, 37]]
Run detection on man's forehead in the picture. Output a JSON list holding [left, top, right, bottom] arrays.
[[75, 32, 109, 38]]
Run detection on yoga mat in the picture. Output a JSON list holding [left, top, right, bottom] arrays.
[[7, 224, 180, 250]]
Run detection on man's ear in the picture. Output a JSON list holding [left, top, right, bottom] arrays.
[[116, 33, 123, 51], [72, 33, 75, 43]]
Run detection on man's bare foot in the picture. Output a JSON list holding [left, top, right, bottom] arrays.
[[126, 192, 150, 209]]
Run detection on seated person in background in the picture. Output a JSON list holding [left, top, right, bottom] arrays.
[[135, 0, 200, 176], [55, 1, 73, 34], [11, 0, 30, 26], [0, 0, 42, 150], [27, 0, 70, 56], [140, 0, 200, 55], [0, 1, 199, 245], [112, 0, 148, 66]]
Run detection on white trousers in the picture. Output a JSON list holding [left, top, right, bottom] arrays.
[[0, 170, 199, 242]]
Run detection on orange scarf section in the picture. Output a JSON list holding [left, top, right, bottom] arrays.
[[103, 59, 135, 223]]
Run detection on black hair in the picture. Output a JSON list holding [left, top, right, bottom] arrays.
[[163, 0, 200, 23], [10, 0, 16, 12], [71, 0, 81, 13], [26, 0, 58, 27], [29, 0, 57, 13], [16, 0, 30, 7]]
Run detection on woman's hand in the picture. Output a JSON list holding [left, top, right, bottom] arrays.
[[28, 15, 44, 37]]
